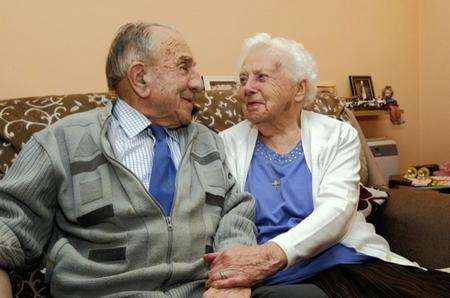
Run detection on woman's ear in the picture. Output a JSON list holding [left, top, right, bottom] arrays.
[[294, 79, 307, 103], [127, 62, 151, 98]]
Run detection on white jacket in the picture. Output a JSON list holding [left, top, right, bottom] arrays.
[[220, 110, 417, 268]]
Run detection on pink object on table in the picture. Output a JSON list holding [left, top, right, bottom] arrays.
[[434, 161, 450, 176]]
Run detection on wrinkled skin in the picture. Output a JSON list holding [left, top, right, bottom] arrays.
[[204, 243, 287, 289], [123, 27, 203, 128], [238, 46, 303, 130]]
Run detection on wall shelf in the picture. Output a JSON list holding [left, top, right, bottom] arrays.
[[353, 109, 404, 118]]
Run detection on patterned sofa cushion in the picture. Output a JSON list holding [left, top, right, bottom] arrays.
[[0, 93, 111, 174], [304, 90, 348, 121], [9, 267, 47, 298], [194, 90, 243, 132]]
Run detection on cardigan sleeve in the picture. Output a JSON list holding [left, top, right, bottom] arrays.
[[270, 123, 361, 267], [213, 134, 257, 251], [0, 137, 57, 270]]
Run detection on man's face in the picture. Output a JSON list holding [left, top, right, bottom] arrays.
[[142, 28, 202, 127], [238, 47, 298, 125]]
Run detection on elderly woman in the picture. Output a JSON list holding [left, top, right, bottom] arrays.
[[204, 33, 450, 297]]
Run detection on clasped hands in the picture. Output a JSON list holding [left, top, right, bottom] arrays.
[[202, 242, 287, 298]]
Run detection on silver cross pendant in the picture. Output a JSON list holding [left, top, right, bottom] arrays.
[[272, 179, 281, 189]]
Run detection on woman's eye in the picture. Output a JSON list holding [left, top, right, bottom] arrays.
[[257, 74, 267, 81], [239, 77, 248, 84]]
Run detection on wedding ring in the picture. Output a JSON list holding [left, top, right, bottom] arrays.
[[219, 271, 227, 279]]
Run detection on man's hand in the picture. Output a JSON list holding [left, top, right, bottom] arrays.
[[204, 242, 287, 289], [0, 269, 12, 298], [203, 287, 251, 298]]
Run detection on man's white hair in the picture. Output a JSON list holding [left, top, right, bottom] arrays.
[[105, 22, 175, 91], [239, 33, 319, 102]]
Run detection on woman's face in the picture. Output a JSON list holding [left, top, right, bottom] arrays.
[[238, 47, 299, 125]]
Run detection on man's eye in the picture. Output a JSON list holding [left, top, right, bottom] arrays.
[[239, 77, 248, 84], [180, 65, 189, 72]]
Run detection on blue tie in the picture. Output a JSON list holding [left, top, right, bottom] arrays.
[[149, 124, 176, 215]]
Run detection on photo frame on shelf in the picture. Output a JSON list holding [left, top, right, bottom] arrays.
[[316, 82, 337, 95], [349, 76, 375, 100], [202, 75, 238, 91]]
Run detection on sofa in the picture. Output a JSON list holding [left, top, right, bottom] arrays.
[[0, 90, 449, 297]]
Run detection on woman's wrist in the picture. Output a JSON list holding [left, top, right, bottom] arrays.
[[263, 242, 287, 272]]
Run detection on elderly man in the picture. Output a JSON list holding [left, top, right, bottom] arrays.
[[204, 33, 450, 297], [0, 22, 256, 297]]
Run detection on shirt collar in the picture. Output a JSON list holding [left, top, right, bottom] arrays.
[[113, 98, 179, 143]]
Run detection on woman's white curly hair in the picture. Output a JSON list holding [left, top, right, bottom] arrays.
[[239, 33, 319, 102]]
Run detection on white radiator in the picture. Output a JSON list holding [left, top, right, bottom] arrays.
[[367, 138, 399, 185]]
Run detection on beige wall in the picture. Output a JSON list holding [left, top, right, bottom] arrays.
[[0, 0, 447, 171], [418, 0, 450, 166]]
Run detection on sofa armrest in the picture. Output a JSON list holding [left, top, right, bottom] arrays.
[[375, 188, 450, 268]]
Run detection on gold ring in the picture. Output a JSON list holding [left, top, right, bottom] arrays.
[[219, 271, 227, 279]]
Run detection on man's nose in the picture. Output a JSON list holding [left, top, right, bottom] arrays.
[[188, 68, 204, 93]]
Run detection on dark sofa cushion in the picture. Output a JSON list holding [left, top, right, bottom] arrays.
[[377, 188, 450, 268]]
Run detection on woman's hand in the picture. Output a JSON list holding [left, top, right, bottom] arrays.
[[204, 242, 287, 289]]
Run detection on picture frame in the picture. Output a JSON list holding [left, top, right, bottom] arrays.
[[202, 75, 238, 91], [349, 76, 375, 100]]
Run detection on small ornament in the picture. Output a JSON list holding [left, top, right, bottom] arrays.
[[405, 167, 418, 179], [272, 179, 281, 189], [417, 167, 431, 179], [381, 85, 404, 125]]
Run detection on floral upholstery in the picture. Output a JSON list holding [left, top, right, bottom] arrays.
[[304, 90, 349, 121], [9, 268, 47, 298], [0, 93, 112, 174], [194, 89, 243, 132], [1, 90, 369, 297]]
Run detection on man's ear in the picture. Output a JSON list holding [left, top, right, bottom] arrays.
[[127, 62, 151, 98], [294, 79, 307, 103]]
